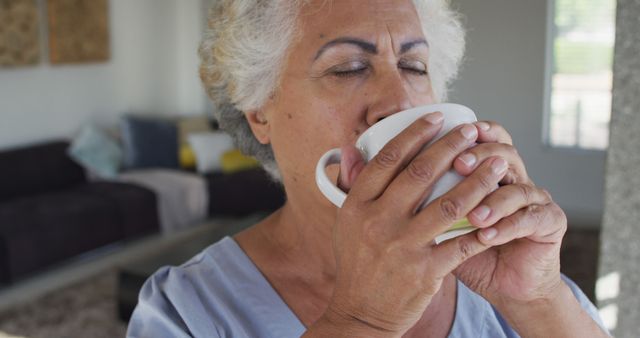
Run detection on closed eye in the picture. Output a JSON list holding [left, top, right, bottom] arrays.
[[329, 60, 369, 78], [398, 59, 428, 76], [333, 68, 367, 78], [400, 67, 428, 76]]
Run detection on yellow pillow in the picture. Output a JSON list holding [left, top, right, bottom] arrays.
[[179, 144, 197, 169], [221, 149, 259, 173]]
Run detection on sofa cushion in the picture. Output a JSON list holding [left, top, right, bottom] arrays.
[[0, 181, 158, 284], [120, 116, 179, 170], [188, 131, 234, 174], [0, 141, 86, 203], [0, 188, 123, 283], [76, 182, 159, 239], [68, 125, 123, 179], [205, 168, 285, 216]]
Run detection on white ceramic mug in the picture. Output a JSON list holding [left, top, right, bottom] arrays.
[[315, 103, 478, 244]]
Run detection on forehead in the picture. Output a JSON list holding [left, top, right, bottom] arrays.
[[297, 0, 424, 42]]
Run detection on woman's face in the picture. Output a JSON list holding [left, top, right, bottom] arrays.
[[249, 0, 435, 207]]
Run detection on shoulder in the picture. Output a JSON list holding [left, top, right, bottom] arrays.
[[126, 237, 241, 338], [126, 236, 306, 338]]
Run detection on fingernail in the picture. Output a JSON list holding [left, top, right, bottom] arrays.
[[472, 205, 491, 221], [480, 227, 497, 240], [491, 158, 508, 175], [476, 122, 490, 131], [424, 111, 444, 124], [460, 124, 477, 140], [458, 153, 477, 167]]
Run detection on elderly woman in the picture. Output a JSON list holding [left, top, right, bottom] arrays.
[[127, 0, 609, 337]]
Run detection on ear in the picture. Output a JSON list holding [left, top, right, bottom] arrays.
[[245, 110, 271, 144]]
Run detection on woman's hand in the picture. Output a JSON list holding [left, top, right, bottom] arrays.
[[307, 113, 508, 337], [451, 121, 566, 311], [449, 121, 610, 337]]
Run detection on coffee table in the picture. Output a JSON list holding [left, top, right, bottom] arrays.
[[117, 217, 258, 322]]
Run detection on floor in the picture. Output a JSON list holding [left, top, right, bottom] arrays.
[[0, 271, 126, 338]]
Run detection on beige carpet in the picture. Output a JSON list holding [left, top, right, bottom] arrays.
[[0, 271, 125, 338]]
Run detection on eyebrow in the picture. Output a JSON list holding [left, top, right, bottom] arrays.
[[314, 37, 428, 60]]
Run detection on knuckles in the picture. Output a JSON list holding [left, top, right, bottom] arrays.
[[442, 134, 466, 154], [524, 204, 545, 226], [474, 171, 496, 192], [549, 203, 568, 232], [455, 237, 476, 263], [438, 197, 464, 223], [515, 183, 533, 204], [406, 160, 436, 183], [374, 143, 402, 169]]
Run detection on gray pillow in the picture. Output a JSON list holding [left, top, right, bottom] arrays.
[[120, 115, 179, 169]]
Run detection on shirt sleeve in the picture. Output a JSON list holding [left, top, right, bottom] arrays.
[[126, 266, 218, 338], [561, 274, 611, 336]]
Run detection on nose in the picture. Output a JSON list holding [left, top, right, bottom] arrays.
[[365, 72, 413, 126]]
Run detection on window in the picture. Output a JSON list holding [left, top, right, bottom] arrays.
[[546, 0, 617, 150]]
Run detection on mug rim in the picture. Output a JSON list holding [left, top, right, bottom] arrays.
[[356, 103, 476, 158]]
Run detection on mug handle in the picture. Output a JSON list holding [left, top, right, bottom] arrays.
[[315, 148, 347, 208]]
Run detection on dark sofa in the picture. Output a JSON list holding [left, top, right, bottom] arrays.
[[0, 141, 159, 285], [206, 169, 285, 217]]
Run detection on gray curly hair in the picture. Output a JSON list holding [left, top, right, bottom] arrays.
[[199, 0, 466, 181]]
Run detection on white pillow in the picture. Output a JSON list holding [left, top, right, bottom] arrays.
[[187, 132, 235, 173]]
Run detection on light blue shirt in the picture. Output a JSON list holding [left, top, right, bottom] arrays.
[[127, 236, 608, 337]]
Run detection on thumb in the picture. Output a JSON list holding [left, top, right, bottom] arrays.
[[337, 145, 366, 191]]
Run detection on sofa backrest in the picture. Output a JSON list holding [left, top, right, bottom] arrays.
[[0, 141, 87, 203]]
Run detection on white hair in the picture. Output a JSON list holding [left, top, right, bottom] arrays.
[[199, 0, 466, 181]]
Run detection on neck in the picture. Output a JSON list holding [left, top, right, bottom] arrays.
[[258, 199, 338, 279]]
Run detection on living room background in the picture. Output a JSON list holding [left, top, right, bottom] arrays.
[[0, 0, 210, 150], [2, 0, 635, 336], [0, 0, 606, 231]]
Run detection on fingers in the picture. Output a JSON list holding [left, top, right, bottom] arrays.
[[477, 201, 567, 246], [474, 121, 513, 145], [454, 140, 530, 186], [349, 112, 444, 202], [467, 184, 552, 228], [408, 156, 508, 246], [429, 231, 491, 278], [380, 123, 479, 214]]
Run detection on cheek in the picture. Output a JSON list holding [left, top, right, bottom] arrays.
[[266, 79, 368, 177], [282, 102, 361, 147], [274, 107, 359, 156], [270, 105, 361, 176], [316, 105, 365, 148]]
